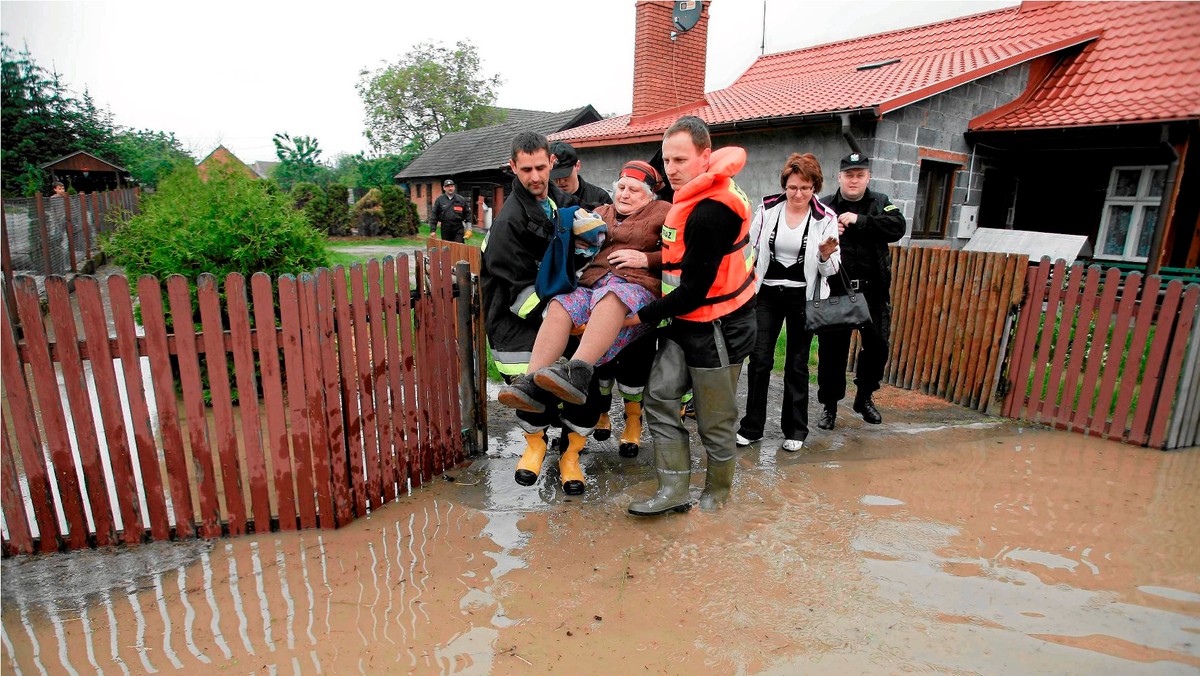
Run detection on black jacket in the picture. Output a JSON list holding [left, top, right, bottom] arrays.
[[572, 176, 613, 211], [822, 187, 906, 290], [480, 180, 578, 357], [432, 192, 472, 228]]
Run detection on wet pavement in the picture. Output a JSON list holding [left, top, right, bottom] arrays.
[[2, 381, 1198, 674]]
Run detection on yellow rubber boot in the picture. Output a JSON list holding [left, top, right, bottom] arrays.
[[514, 431, 547, 486], [593, 412, 612, 441], [618, 401, 642, 458], [558, 432, 587, 496]]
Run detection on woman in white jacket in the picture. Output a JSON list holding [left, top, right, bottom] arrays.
[[736, 153, 840, 452]]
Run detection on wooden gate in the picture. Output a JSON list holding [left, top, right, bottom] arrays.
[[1, 248, 478, 555], [1001, 258, 1200, 449], [879, 246, 1029, 411]]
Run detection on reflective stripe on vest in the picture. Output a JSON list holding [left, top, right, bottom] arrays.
[[491, 349, 533, 376]]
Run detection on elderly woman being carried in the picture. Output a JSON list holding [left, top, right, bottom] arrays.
[[499, 160, 669, 411]]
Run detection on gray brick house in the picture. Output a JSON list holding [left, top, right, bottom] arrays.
[[553, 1, 1200, 274]]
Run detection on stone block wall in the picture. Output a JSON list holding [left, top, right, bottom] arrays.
[[872, 64, 1029, 242]]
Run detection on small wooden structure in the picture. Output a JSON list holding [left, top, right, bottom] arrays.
[[40, 151, 130, 193]]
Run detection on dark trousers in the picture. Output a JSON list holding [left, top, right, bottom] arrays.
[[439, 223, 465, 243], [817, 289, 892, 407], [738, 285, 813, 442]]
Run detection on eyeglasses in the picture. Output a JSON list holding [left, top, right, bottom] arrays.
[[785, 185, 814, 193]]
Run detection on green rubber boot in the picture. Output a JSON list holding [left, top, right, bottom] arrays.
[[698, 458, 734, 511], [628, 439, 692, 516]]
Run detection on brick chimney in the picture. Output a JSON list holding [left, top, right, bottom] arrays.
[[631, 0, 710, 124]]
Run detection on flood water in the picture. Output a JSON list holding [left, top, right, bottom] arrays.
[[2, 404, 1199, 674]]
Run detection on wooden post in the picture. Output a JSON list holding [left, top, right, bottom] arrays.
[[61, 193, 77, 273], [35, 193, 52, 275], [455, 261, 481, 456], [1, 206, 17, 337], [79, 193, 91, 260]]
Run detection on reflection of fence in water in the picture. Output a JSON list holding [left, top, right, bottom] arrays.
[[1, 501, 498, 673], [1, 248, 481, 555]]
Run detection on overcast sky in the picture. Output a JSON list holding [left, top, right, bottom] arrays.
[[2, 0, 1017, 164]]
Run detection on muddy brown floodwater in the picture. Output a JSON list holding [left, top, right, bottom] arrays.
[[2, 382, 1198, 674]]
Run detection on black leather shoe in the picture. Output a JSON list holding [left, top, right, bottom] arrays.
[[816, 407, 836, 430], [853, 397, 883, 424]]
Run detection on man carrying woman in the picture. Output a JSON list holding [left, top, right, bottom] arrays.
[[737, 153, 840, 452], [496, 159, 670, 493]]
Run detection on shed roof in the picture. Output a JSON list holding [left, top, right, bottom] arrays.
[[396, 106, 601, 180], [39, 150, 127, 173], [554, 1, 1200, 146]]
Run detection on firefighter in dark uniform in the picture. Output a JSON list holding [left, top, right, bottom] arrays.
[[481, 131, 608, 496], [816, 153, 907, 428], [550, 141, 613, 211], [432, 178, 473, 243]]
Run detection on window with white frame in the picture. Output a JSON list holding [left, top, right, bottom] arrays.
[[1095, 166, 1168, 261]]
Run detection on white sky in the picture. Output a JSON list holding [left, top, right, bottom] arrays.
[[2, 0, 1017, 164]]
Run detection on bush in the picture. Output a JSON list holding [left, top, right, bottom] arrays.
[[291, 181, 326, 231], [321, 183, 350, 236], [352, 188, 386, 236], [105, 163, 328, 324], [378, 184, 418, 236], [104, 164, 328, 404]]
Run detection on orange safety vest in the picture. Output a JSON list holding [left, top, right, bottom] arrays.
[[660, 147, 756, 322]]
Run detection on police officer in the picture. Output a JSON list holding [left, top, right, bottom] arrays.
[[432, 179, 473, 243], [550, 141, 613, 211], [816, 153, 906, 428]]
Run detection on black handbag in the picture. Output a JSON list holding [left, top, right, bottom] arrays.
[[805, 267, 872, 333]]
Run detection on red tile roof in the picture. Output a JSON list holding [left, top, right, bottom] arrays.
[[554, 1, 1200, 146]]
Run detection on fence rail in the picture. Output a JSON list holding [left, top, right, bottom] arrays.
[[1001, 258, 1200, 449], [1, 248, 478, 555]]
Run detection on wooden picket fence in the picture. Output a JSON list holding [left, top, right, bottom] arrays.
[[1, 248, 478, 555], [1001, 259, 1200, 449], [879, 246, 1030, 412]]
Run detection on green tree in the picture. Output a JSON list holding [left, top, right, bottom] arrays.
[[3, 37, 189, 195], [110, 128, 194, 188], [272, 132, 332, 190], [291, 181, 326, 231], [331, 149, 419, 190], [1, 40, 107, 195], [357, 41, 504, 154], [321, 183, 350, 236]]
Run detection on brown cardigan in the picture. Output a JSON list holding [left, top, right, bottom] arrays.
[[579, 200, 670, 296]]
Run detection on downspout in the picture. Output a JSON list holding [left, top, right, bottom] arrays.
[[1146, 123, 1180, 275], [840, 113, 862, 154]]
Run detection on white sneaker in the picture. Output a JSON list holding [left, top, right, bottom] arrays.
[[782, 439, 804, 452], [735, 433, 759, 446]]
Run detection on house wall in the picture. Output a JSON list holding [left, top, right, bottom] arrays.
[[872, 64, 1030, 245], [575, 65, 1028, 240]]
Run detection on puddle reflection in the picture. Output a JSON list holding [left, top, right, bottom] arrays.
[[2, 487, 519, 674]]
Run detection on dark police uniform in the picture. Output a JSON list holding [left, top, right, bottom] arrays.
[[817, 185, 905, 414], [432, 191, 473, 242]]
